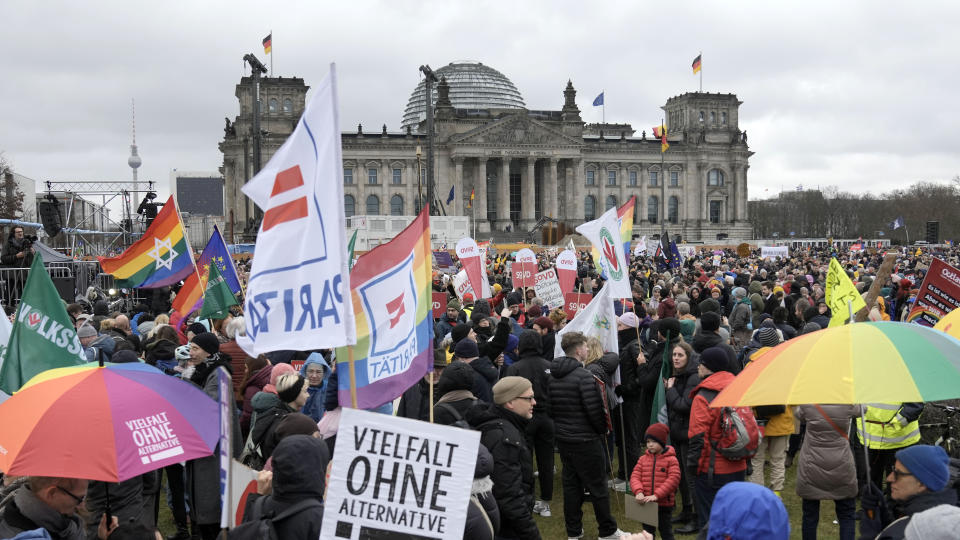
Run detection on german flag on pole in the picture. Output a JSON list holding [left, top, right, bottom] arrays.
[[692, 54, 702, 74], [652, 125, 669, 153], [98, 196, 195, 288], [468, 188, 475, 208], [262, 33, 272, 55]]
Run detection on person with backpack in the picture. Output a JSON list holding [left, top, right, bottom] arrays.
[[466, 376, 542, 540], [230, 434, 328, 540], [745, 344, 794, 498], [686, 347, 753, 534], [434, 361, 480, 427]]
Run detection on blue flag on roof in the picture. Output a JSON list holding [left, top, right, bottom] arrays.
[[446, 185, 455, 205], [593, 92, 604, 106]]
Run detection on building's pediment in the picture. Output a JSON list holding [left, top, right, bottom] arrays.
[[448, 113, 582, 147]]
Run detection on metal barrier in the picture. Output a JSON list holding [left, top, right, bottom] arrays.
[[0, 266, 72, 307], [0, 261, 151, 309]]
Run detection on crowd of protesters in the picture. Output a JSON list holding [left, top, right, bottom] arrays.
[[2, 242, 960, 539]]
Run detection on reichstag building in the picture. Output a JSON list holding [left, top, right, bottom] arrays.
[[220, 61, 753, 242]]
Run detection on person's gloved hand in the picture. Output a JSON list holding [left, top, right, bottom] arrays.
[[858, 483, 890, 538], [614, 385, 624, 397]]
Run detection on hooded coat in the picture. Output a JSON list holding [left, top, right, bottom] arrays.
[[240, 364, 273, 435], [504, 330, 551, 416], [793, 404, 858, 501], [434, 362, 479, 425], [629, 444, 681, 507], [464, 443, 501, 540], [686, 371, 747, 476], [299, 352, 331, 422], [466, 402, 540, 540], [240, 435, 328, 539], [549, 355, 607, 442]]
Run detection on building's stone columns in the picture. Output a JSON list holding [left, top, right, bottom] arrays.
[[452, 157, 463, 216], [497, 158, 511, 230], [546, 158, 558, 218], [522, 158, 536, 226], [573, 158, 585, 222], [476, 158, 489, 233]]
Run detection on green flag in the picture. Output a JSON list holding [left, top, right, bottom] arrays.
[[199, 262, 239, 320], [347, 229, 358, 271], [650, 333, 674, 425], [0, 253, 86, 394]]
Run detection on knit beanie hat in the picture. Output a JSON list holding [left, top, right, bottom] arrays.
[[905, 504, 960, 540], [532, 316, 554, 331], [112, 350, 140, 364], [451, 323, 472, 344], [191, 332, 219, 356], [187, 322, 207, 336], [700, 346, 730, 373], [699, 298, 721, 315], [732, 287, 747, 299], [526, 305, 542, 319], [447, 297, 461, 310], [645, 423, 670, 447], [896, 445, 950, 491], [274, 412, 319, 440], [463, 292, 474, 303], [657, 318, 681, 340], [701, 311, 721, 332], [269, 362, 297, 386], [801, 322, 822, 335], [453, 339, 479, 359], [77, 324, 97, 338], [757, 327, 782, 348], [506, 291, 523, 307], [277, 374, 306, 404], [618, 312, 640, 329], [493, 376, 532, 405]]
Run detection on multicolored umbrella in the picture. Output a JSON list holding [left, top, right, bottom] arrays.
[[933, 307, 960, 339], [712, 322, 960, 407], [0, 361, 219, 482]]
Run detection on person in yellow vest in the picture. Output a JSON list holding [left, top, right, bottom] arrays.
[[856, 402, 923, 490]]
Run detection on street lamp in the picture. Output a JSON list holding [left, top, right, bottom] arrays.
[[419, 65, 438, 216]]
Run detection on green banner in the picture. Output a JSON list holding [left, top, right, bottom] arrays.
[[199, 263, 239, 320], [0, 253, 86, 394]]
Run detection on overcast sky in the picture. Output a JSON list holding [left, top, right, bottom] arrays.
[[4, 1, 959, 205]]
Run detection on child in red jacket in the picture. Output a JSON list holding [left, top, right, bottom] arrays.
[[630, 423, 681, 540]]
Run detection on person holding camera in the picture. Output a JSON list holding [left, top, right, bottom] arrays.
[[2, 226, 36, 268]]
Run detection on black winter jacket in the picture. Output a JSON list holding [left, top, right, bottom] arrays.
[[663, 356, 701, 443], [464, 443, 501, 540], [239, 435, 328, 540], [618, 337, 643, 402], [635, 336, 681, 429], [396, 378, 431, 422], [466, 402, 541, 540], [586, 352, 620, 412], [549, 355, 607, 442], [505, 330, 552, 415], [467, 356, 499, 403]]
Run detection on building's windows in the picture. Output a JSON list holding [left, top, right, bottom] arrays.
[[586, 170, 595, 186], [699, 111, 705, 122], [367, 168, 378, 185], [606, 195, 617, 210], [668, 196, 679, 224], [649, 171, 659, 187], [647, 196, 659, 224], [670, 171, 679, 186], [629, 170, 638, 186], [366, 195, 380, 215], [283, 98, 292, 113], [607, 170, 617, 186], [392, 168, 402, 185], [584, 195, 596, 220], [721, 111, 727, 125], [390, 194, 404, 215], [344, 195, 355, 217], [710, 111, 716, 124], [707, 169, 725, 186], [268, 98, 277, 113], [343, 168, 353, 185], [710, 200, 722, 223]]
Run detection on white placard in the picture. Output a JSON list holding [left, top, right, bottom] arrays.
[[534, 269, 565, 309], [761, 246, 790, 259], [321, 408, 479, 540], [516, 248, 536, 264], [452, 270, 474, 300]]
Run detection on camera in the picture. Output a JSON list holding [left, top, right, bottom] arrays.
[[22, 234, 38, 249]]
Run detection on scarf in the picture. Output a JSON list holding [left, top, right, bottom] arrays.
[[13, 486, 85, 540], [437, 389, 474, 405]]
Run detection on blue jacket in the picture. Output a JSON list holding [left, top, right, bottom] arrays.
[[706, 482, 789, 540], [299, 352, 331, 422]]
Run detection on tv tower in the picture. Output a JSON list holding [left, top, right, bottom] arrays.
[[128, 99, 142, 193]]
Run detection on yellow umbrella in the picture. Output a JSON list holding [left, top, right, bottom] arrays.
[[933, 307, 960, 340]]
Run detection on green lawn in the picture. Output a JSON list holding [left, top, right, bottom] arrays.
[[156, 455, 841, 539]]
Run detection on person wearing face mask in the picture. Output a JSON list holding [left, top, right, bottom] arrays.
[[183, 332, 241, 540]]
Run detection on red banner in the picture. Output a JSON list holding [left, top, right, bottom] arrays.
[[432, 292, 447, 319], [512, 262, 537, 288], [907, 258, 960, 326], [564, 292, 593, 319]]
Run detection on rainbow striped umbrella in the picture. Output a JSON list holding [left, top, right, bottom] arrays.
[[712, 322, 960, 407], [933, 308, 960, 339], [0, 362, 219, 482]]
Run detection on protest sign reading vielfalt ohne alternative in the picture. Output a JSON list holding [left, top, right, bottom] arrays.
[[321, 408, 479, 540]]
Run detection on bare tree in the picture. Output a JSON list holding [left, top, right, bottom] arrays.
[[0, 153, 25, 220]]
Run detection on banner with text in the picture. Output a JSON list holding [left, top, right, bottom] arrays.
[[907, 258, 960, 327], [534, 269, 565, 309], [761, 246, 789, 259], [432, 292, 447, 319], [321, 408, 478, 540], [564, 292, 593, 319], [555, 249, 578, 294]]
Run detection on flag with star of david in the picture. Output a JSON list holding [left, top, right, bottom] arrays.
[[98, 195, 195, 288]]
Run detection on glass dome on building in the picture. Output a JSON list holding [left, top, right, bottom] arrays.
[[401, 61, 525, 131]]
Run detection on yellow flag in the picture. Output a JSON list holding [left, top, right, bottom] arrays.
[[915, 247, 922, 257], [825, 258, 866, 327]]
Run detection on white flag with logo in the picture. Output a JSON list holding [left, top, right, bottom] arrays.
[[238, 64, 355, 355], [576, 206, 631, 298], [633, 236, 647, 257], [554, 282, 618, 358]]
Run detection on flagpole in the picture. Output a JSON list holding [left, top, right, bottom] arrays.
[[348, 347, 358, 409], [660, 118, 666, 241], [699, 51, 702, 92], [215, 225, 246, 302], [602, 90, 605, 123], [270, 29, 273, 76], [173, 197, 206, 309]]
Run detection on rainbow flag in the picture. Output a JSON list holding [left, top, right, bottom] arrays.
[[171, 225, 242, 319], [98, 196, 194, 288], [335, 206, 433, 409], [591, 195, 636, 276]]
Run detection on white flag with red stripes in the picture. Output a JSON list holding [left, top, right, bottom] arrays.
[[238, 63, 356, 355]]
